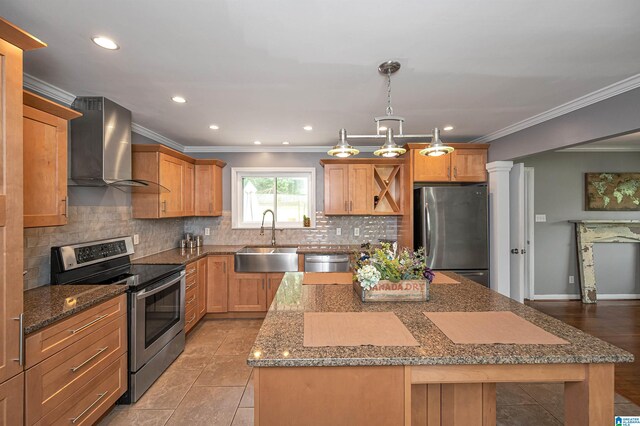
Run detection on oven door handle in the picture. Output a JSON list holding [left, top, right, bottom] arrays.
[[136, 275, 183, 300]]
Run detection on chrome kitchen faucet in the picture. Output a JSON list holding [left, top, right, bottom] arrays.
[[260, 209, 277, 246]]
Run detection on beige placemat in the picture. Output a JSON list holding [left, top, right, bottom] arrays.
[[302, 272, 353, 285], [431, 272, 460, 284], [304, 312, 419, 347], [423, 311, 569, 345]]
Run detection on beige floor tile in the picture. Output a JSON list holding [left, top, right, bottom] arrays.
[[98, 408, 174, 426], [130, 368, 201, 410], [231, 408, 254, 426], [496, 383, 537, 406], [615, 403, 640, 416], [216, 333, 258, 356], [239, 371, 254, 408], [497, 405, 561, 426], [166, 386, 244, 426], [168, 344, 218, 371], [519, 383, 564, 405], [194, 355, 253, 387]]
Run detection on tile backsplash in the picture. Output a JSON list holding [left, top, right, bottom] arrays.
[[184, 211, 397, 246], [24, 208, 397, 289], [23, 206, 184, 289]]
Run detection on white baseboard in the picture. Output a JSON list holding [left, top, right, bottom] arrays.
[[532, 293, 640, 301]]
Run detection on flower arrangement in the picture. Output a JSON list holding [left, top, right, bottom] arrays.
[[354, 242, 434, 291]]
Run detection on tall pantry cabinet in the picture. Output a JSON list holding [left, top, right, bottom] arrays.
[[0, 17, 47, 424]]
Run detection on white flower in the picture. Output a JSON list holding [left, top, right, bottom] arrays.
[[357, 265, 381, 290]]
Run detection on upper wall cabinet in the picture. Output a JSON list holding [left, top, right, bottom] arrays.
[[321, 159, 405, 216], [132, 144, 225, 219], [409, 144, 489, 183], [23, 91, 82, 228], [195, 160, 224, 216]]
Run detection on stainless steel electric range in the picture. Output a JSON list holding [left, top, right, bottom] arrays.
[[51, 236, 185, 403]]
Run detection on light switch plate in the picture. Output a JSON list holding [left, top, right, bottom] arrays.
[[354, 228, 360, 237], [535, 214, 547, 223], [336, 228, 342, 236], [569, 275, 575, 284], [133, 234, 140, 245], [205, 228, 211, 236]]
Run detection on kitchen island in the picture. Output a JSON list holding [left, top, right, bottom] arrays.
[[248, 272, 633, 426]]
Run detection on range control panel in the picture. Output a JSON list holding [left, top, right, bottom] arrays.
[[74, 240, 129, 264]]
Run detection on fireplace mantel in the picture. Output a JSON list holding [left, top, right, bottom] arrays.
[[569, 220, 640, 303]]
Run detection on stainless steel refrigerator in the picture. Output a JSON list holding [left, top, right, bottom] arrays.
[[414, 186, 489, 286]]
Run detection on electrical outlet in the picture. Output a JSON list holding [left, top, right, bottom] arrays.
[[205, 228, 211, 236], [133, 234, 140, 245], [336, 227, 342, 236], [535, 214, 547, 223], [354, 227, 360, 237], [569, 275, 575, 284]]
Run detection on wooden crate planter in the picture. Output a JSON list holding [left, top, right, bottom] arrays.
[[353, 280, 430, 302]]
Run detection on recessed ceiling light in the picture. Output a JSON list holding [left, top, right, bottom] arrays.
[[209, 124, 219, 130], [171, 96, 187, 103], [443, 125, 454, 131], [282, 141, 290, 145], [91, 36, 119, 50], [254, 140, 262, 145], [303, 125, 313, 131]]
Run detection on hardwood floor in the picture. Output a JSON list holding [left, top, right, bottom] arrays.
[[527, 299, 640, 405]]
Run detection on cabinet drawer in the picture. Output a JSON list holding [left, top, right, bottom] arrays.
[[185, 304, 198, 333], [26, 313, 127, 425], [186, 278, 198, 298], [185, 287, 198, 310], [185, 263, 198, 279], [35, 354, 127, 426], [26, 294, 126, 368]]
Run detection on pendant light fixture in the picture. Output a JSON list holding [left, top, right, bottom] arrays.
[[328, 129, 360, 158], [330, 60, 454, 158], [419, 127, 454, 157]]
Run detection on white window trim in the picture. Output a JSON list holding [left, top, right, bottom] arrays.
[[231, 167, 316, 229]]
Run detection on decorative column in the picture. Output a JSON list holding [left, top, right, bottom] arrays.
[[486, 161, 513, 297], [570, 220, 640, 303]]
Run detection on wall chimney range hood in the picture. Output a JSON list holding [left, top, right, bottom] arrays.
[[70, 97, 165, 192]]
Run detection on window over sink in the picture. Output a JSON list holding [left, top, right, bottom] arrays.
[[231, 167, 316, 229]]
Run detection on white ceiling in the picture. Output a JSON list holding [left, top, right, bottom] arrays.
[[3, 0, 640, 147]]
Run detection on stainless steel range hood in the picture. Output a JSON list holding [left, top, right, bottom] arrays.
[[70, 97, 164, 192]]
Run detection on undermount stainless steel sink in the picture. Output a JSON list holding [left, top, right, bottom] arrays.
[[234, 246, 299, 272]]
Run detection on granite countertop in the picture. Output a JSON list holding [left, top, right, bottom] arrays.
[[23, 284, 128, 335], [132, 244, 364, 265], [247, 272, 634, 368]]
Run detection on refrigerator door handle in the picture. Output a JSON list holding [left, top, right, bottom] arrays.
[[424, 201, 432, 257]]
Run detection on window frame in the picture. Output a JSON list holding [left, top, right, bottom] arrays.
[[231, 167, 316, 229]]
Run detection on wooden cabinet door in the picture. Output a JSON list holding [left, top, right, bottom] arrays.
[[197, 257, 207, 319], [266, 273, 284, 308], [0, 36, 25, 383], [0, 372, 24, 425], [348, 164, 373, 214], [184, 161, 195, 216], [195, 164, 223, 216], [206, 256, 229, 313], [413, 153, 451, 182], [159, 153, 185, 217], [451, 148, 488, 182], [228, 273, 267, 312], [23, 106, 68, 227], [324, 164, 349, 214]]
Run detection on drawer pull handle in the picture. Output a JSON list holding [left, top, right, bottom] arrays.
[[186, 268, 196, 275], [70, 391, 108, 424], [186, 282, 196, 290], [71, 347, 108, 372], [186, 296, 196, 305], [186, 313, 197, 324], [69, 314, 108, 334]]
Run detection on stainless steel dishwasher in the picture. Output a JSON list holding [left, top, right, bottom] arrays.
[[304, 254, 351, 272]]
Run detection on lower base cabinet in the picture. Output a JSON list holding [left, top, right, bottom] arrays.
[[228, 272, 285, 312], [0, 373, 24, 426], [24, 294, 128, 425]]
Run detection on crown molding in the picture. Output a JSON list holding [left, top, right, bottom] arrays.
[[23, 73, 76, 105], [183, 145, 379, 153], [130, 123, 185, 152], [558, 145, 640, 153], [472, 73, 640, 144]]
